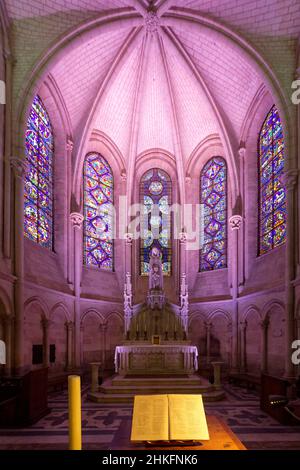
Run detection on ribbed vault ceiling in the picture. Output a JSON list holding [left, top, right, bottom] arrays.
[[4, 0, 300, 168]]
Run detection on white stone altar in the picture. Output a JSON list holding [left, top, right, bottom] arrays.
[[114, 344, 198, 375]]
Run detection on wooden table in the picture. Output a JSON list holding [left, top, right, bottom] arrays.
[[110, 415, 246, 450]]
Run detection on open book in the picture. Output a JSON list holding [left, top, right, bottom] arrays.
[[130, 394, 209, 442]]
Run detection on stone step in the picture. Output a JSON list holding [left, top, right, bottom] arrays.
[[87, 390, 225, 404], [111, 376, 203, 387], [100, 384, 214, 394]]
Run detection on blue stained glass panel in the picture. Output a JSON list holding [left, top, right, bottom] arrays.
[[24, 95, 53, 248], [140, 168, 172, 276], [83, 153, 114, 271], [258, 106, 286, 254], [200, 157, 227, 271]]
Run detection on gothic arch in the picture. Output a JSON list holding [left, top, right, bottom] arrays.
[[242, 305, 262, 323], [262, 299, 285, 322], [81, 308, 105, 326], [0, 286, 13, 317], [49, 302, 71, 322], [207, 309, 231, 324], [24, 296, 49, 320]]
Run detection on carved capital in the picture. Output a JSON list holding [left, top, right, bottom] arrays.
[[238, 146, 246, 159], [121, 169, 127, 181], [100, 323, 108, 332], [260, 318, 269, 330], [283, 170, 298, 191], [229, 214, 243, 231], [41, 318, 50, 330], [240, 320, 247, 331], [65, 321, 74, 331], [125, 232, 133, 244], [185, 174, 192, 184], [70, 212, 84, 229], [10, 157, 27, 179], [66, 139, 74, 152], [205, 321, 212, 332], [179, 231, 187, 243]]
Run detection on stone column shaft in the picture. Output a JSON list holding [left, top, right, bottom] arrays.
[[229, 215, 242, 372], [11, 157, 27, 373], [261, 319, 269, 374], [284, 171, 297, 377], [42, 318, 50, 368], [4, 316, 12, 376], [70, 212, 84, 369]]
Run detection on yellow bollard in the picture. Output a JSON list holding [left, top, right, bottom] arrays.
[[68, 375, 82, 450]]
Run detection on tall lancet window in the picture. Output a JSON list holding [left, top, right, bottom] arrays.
[[83, 153, 114, 270], [140, 168, 172, 276], [24, 95, 54, 248], [200, 157, 227, 271], [258, 106, 286, 255]]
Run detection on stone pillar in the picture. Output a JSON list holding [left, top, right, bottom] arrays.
[[42, 318, 50, 368], [66, 140, 74, 284], [205, 322, 211, 365], [239, 320, 247, 373], [261, 318, 269, 374], [101, 323, 108, 370], [10, 157, 27, 374], [80, 323, 84, 365], [70, 212, 84, 368], [211, 361, 223, 390], [3, 51, 13, 259], [4, 316, 13, 376], [283, 170, 298, 378], [238, 146, 246, 287], [229, 215, 243, 373], [66, 321, 74, 371]]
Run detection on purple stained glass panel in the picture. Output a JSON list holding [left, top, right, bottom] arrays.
[[140, 168, 172, 275], [259, 106, 286, 255], [200, 157, 227, 271], [24, 95, 53, 248], [83, 153, 114, 271]]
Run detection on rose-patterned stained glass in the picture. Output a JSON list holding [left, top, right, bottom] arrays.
[[200, 157, 227, 271], [140, 168, 172, 275], [83, 153, 114, 270], [24, 95, 53, 248], [258, 105, 286, 255]]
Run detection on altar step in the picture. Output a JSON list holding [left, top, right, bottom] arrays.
[[87, 375, 225, 404]]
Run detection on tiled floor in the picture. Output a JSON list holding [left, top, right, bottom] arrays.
[[0, 380, 300, 450]]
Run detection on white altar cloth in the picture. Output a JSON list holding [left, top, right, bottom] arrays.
[[114, 344, 198, 375]]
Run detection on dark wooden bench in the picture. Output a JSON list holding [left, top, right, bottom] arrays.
[[48, 370, 84, 393], [48, 373, 68, 392], [229, 373, 261, 391]]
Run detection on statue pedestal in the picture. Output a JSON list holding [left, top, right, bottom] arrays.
[[211, 361, 224, 390], [90, 362, 102, 393]]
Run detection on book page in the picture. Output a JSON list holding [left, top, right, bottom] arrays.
[[168, 394, 210, 441], [130, 395, 169, 442]]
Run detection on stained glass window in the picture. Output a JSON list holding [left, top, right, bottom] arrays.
[[200, 157, 227, 271], [140, 168, 172, 275], [83, 153, 114, 270], [24, 95, 53, 248], [258, 105, 286, 255]]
